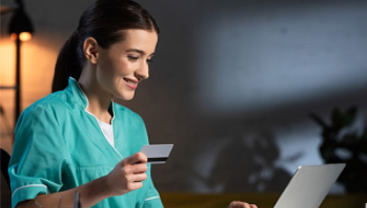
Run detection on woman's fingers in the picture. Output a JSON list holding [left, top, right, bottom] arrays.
[[106, 152, 149, 196], [124, 162, 148, 174], [124, 152, 148, 165], [131, 172, 148, 182], [228, 201, 258, 208], [125, 180, 144, 190]]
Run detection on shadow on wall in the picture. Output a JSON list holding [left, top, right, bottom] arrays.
[[311, 106, 367, 193], [126, 0, 367, 193], [207, 129, 293, 192]]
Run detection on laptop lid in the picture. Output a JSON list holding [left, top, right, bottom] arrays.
[[273, 163, 346, 208]]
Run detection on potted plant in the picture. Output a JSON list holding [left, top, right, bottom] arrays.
[[310, 106, 367, 193]]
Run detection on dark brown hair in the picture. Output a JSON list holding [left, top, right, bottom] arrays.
[[52, 0, 159, 92]]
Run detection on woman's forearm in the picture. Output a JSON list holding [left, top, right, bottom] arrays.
[[16, 176, 112, 208], [16, 153, 149, 208]]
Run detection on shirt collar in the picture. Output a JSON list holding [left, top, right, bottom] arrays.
[[66, 77, 115, 117], [66, 77, 89, 110]]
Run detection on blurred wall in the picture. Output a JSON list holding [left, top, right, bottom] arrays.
[[1, 0, 366, 194]]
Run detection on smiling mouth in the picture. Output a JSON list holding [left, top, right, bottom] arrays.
[[123, 77, 138, 90]]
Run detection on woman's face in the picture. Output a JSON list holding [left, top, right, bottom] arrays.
[[96, 29, 158, 101]]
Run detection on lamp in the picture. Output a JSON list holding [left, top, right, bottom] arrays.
[[8, 0, 34, 41], [7, 0, 34, 123]]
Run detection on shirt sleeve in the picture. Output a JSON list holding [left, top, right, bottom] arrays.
[[8, 104, 67, 208]]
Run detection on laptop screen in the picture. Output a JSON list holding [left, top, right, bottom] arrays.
[[273, 163, 346, 208]]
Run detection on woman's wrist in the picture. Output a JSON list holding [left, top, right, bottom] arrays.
[[96, 175, 115, 198], [78, 175, 115, 206]]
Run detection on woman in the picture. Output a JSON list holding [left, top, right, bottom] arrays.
[[9, 0, 258, 207]]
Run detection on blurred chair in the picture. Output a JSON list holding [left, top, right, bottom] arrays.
[[1, 148, 10, 188], [1, 148, 11, 208]]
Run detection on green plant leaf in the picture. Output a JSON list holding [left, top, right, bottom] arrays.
[[343, 106, 357, 126], [309, 112, 328, 128], [331, 107, 343, 130]]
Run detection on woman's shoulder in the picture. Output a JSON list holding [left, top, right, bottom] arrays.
[[113, 102, 144, 122], [22, 91, 72, 117]]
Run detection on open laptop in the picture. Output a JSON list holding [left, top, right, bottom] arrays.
[[273, 163, 346, 208]]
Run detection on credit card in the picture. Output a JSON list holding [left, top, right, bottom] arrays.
[[140, 144, 174, 164]]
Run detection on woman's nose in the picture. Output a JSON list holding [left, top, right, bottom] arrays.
[[136, 61, 149, 80]]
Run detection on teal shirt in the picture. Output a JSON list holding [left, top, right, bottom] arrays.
[[9, 78, 163, 208]]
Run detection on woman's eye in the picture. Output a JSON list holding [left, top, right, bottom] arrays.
[[147, 59, 153, 64], [128, 55, 139, 61]]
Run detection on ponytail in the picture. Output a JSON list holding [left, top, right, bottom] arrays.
[[52, 31, 82, 92]]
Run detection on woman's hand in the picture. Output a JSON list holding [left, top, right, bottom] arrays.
[[228, 201, 258, 208], [105, 152, 148, 196], [15, 153, 149, 208]]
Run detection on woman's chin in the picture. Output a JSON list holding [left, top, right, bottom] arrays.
[[113, 93, 135, 102]]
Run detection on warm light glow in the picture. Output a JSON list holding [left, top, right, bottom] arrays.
[[10, 32, 32, 42], [10, 33, 17, 41], [19, 32, 32, 41], [1, 35, 58, 155]]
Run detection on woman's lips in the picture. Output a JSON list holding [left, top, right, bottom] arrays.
[[123, 77, 138, 90]]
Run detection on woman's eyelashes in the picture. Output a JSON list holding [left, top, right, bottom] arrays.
[[127, 55, 139, 61], [127, 54, 153, 65], [147, 55, 155, 64], [128, 56, 153, 64]]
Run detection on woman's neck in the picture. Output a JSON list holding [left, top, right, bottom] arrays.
[[85, 91, 113, 124], [78, 70, 113, 124]]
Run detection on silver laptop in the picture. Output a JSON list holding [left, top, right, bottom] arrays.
[[273, 163, 346, 208]]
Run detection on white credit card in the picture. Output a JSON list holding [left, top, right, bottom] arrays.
[[140, 144, 174, 164]]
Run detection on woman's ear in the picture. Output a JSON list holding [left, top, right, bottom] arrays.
[[83, 37, 99, 64]]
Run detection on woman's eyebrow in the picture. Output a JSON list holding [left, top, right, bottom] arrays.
[[126, 48, 145, 55], [126, 48, 155, 57]]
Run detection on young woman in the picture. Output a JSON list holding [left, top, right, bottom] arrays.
[[8, 0, 258, 208]]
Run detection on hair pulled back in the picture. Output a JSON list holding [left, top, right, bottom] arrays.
[[52, 0, 159, 92]]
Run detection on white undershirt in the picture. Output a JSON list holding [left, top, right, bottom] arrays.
[[97, 120, 114, 147]]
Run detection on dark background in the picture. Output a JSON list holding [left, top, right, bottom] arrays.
[[1, 0, 366, 194]]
